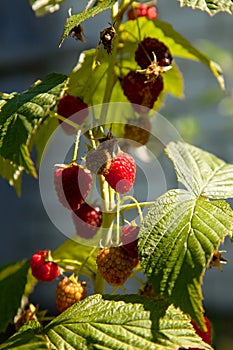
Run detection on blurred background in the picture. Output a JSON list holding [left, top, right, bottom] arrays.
[[0, 0, 232, 348]]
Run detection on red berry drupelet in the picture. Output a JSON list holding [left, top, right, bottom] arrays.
[[30, 250, 61, 282], [55, 276, 87, 313], [57, 94, 88, 134], [96, 247, 136, 286], [103, 152, 136, 194], [121, 71, 164, 113], [128, 3, 158, 20], [54, 163, 92, 211], [135, 37, 173, 70], [72, 203, 103, 239]]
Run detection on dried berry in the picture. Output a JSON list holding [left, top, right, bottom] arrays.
[[135, 37, 173, 69]]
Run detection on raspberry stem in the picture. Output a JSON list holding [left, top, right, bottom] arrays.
[[72, 129, 81, 163], [120, 195, 143, 224], [50, 111, 78, 129]]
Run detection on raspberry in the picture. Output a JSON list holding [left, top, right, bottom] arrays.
[[85, 147, 112, 175], [57, 94, 88, 134], [120, 225, 139, 259], [190, 317, 211, 349], [121, 71, 164, 113], [72, 203, 103, 239], [30, 250, 61, 282], [123, 117, 151, 146], [96, 247, 135, 286], [128, 3, 158, 20], [135, 37, 173, 69], [54, 163, 92, 211], [103, 152, 136, 194], [55, 276, 87, 313]]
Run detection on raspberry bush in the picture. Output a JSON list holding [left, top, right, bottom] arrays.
[[0, 1, 232, 349]]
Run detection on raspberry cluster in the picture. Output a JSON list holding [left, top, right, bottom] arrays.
[[127, 3, 158, 20], [96, 247, 136, 286], [30, 250, 61, 282]]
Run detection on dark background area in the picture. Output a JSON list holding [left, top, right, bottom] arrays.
[[0, 1, 232, 348]]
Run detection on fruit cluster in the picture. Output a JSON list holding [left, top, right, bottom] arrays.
[[127, 2, 158, 21]]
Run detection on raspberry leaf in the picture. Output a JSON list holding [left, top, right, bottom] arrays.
[[120, 18, 225, 90], [53, 238, 98, 275], [59, 0, 117, 47], [166, 141, 233, 198], [0, 73, 67, 190], [44, 294, 212, 349], [0, 320, 48, 350], [0, 260, 30, 332], [178, 0, 233, 15], [138, 189, 233, 329]]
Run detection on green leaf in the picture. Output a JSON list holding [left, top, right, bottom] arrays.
[[0, 73, 67, 179], [44, 294, 212, 349], [30, 116, 59, 167], [30, 0, 66, 16], [119, 18, 225, 90], [138, 189, 233, 329], [166, 141, 233, 198], [0, 156, 23, 196], [0, 321, 47, 350], [59, 0, 117, 46], [0, 260, 30, 332], [178, 0, 233, 15], [52, 238, 98, 275], [68, 49, 110, 106]]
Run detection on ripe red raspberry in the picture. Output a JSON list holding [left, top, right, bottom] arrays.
[[55, 276, 87, 313], [190, 317, 211, 349], [121, 71, 164, 113], [128, 3, 158, 20], [30, 250, 61, 282], [57, 94, 88, 134], [54, 163, 92, 211], [120, 225, 139, 259], [72, 203, 103, 239], [123, 117, 152, 146], [96, 247, 135, 286], [103, 152, 136, 194], [135, 37, 173, 69]]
